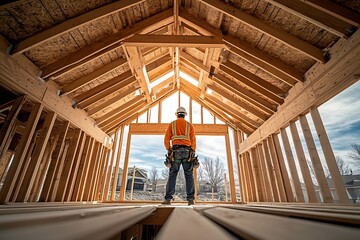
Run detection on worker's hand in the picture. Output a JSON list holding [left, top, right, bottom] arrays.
[[167, 149, 173, 157]]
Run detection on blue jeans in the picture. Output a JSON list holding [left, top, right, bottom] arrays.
[[165, 160, 194, 201]]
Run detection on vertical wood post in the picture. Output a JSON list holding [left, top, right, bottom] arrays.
[[225, 132, 236, 202], [39, 121, 70, 202], [310, 107, 349, 203], [0, 103, 43, 203], [111, 126, 124, 200], [130, 166, 136, 201], [245, 152, 256, 201], [280, 128, 305, 202], [289, 121, 318, 203], [119, 130, 132, 201], [16, 111, 57, 202], [257, 144, 272, 202], [272, 134, 295, 202], [250, 147, 264, 201], [262, 139, 280, 202], [299, 115, 334, 203]]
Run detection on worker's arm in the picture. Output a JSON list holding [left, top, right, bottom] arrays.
[[190, 124, 196, 151], [164, 123, 173, 150]]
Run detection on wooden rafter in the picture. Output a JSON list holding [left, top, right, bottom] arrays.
[[123, 35, 227, 48], [223, 35, 302, 85], [77, 76, 137, 109], [11, 0, 145, 55], [95, 96, 144, 125], [266, 0, 356, 38], [146, 55, 172, 73], [200, 0, 326, 62], [212, 74, 277, 114], [208, 84, 268, 121], [298, 0, 360, 26], [205, 95, 258, 130], [125, 46, 152, 103], [41, 9, 174, 79], [220, 63, 284, 104], [73, 70, 133, 105], [60, 58, 127, 96], [87, 84, 140, 116]]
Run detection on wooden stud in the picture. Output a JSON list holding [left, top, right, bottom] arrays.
[[103, 132, 119, 201], [299, 115, 334, 203], [39, 121, 70, 202], [89, 145, 105, 201], [78, 138, 96, 201], [82, 141, 101, 201], [234, 131, 245, 202], [0, 103, 43, 203], [0, 95, 26, 158], [70, 136, 93, 201], [15, 111, 57, 202], [272, 134, 295, 202], [280, 128, 305, 202], [250, 147, 264, 202], [257, 144, 273, 202], [246, 151, 257, 202], [97, 148, 111, 201], [289, 121, 318, 203], [310, 107, 349, 203], [262, 139, 280, 202], [54, 129, 82, 202], [49, 140, 70, 202], [119, 130, 132, 201], [225, 132, 236, 203], [267, 136, 286, 202], [111, 126, 125, 200]]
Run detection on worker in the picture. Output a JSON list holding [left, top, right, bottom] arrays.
[[163, 106, 196, 205]]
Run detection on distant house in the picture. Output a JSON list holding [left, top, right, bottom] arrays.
[[326, 174, 360, 203], [126, 167, 148, 191], [109, 167, 148, 192]]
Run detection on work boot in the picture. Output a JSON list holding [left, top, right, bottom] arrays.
[[162, 199, 171, 205], [188, 200, 195, 206]]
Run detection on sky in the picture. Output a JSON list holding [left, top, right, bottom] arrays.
[[115, 80, 360, 182]]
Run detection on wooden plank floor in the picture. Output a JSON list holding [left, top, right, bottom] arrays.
[[0, 203, 359, 240]]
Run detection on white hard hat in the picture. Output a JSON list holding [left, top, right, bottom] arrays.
[[175, 106, 187, 115]]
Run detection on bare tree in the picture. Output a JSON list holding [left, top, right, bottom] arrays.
[[348, 143, 360, 161], [197, 167, 204, 193], [306, 159, 318, 185], [176, 168, 185, 193], [149, 166, 160, 192], [202, 157, 225, 192], [162, 169, 169, 179], [324, 156, 352, 177]]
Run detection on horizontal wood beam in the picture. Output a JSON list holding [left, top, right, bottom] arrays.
[[239, 29, 360, 153], [0, 47, 110, 145], [267, 0, 355, 38], [41, 9, 173, 79], [130, 123, 228, 135], [123, 34, 227, 48], [60, 58, 127, 95], [11, 0, 145, 55], [200, 0, 326, 62]]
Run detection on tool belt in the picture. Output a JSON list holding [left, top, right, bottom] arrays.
[[172, 145, 192, 163]]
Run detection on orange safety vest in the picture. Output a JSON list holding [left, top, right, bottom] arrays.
[[171, 121, 190, 141]]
